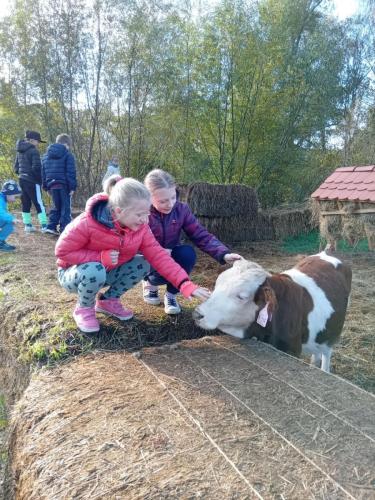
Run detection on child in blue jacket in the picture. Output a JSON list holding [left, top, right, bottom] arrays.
[[0, 180, 21, 252], [42, 134, 77, 235]]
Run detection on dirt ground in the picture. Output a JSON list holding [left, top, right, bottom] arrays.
[[0, 225, 374, 498]]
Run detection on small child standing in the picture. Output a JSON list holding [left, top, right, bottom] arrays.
[[102, 156, 120, 187], [0, 180, 21, 252], [14, 130, 48, 232], [55, 175, 210, 333], [42, 134, 77, 235], [143, 169, 242, 315]]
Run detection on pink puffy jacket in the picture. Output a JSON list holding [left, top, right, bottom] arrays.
[[55, 193, 198, 298]]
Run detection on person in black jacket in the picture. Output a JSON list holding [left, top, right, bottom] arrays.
[[42, 133, 77, 235], [14, 130, 48, 232]]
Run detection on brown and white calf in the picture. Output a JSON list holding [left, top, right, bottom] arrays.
[[193, 252, 352, 372]]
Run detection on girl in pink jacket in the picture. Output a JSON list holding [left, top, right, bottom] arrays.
[[55, 176, 210, 333]]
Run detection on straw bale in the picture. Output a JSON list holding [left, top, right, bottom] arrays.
[[187, 182, 259, 217], [194, 214, 265, 243], [338, 201, 358, 214], [177, 183, 189, 202], [267, 205, 314, 240], [359, 204, 375, 250], [342, 215, 365, 247], [319, 215, 342, 241], [8, 341, 375, 500]]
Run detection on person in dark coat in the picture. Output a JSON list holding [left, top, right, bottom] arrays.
[[14, 130, 48, 232], [143, 169, 242, 315], [42, 134, 77, 235]]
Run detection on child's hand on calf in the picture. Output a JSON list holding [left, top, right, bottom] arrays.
[[224, 253, 242, 264], [191, 287, 211, 301]]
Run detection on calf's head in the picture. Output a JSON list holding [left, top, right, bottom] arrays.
[[193, 259, 270, 338]]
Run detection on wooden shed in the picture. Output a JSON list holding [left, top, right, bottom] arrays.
[[311, 165, 375, 250]]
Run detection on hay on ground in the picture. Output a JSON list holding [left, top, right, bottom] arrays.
[[187, 182, 259, 217]]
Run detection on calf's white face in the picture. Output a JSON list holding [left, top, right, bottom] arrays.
[[194, 260, 270, 338]]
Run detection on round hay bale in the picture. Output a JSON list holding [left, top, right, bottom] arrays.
[[187, 182, 259, 217]]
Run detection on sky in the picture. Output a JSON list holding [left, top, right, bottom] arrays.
[[332, 0, 359, 19]]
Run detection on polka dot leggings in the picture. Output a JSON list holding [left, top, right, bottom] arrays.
[[58, 255, 150, 307]]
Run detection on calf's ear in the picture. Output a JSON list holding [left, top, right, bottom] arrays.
[[262, 285, 278, 313]]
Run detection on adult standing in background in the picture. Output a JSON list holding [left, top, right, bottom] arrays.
[[14, 130, 48, 232], [42, 133, 77, 236], [102, 155, 120, 187]]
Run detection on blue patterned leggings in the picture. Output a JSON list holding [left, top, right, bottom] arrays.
[[58, 255, 150, 307]]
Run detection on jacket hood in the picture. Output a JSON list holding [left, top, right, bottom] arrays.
[[16, 139, 34, 153], [85, 193, 114, 229], [46, 143, 68, 159]]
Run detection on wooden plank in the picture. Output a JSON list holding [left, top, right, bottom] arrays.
[[320, 208, 375, 215]]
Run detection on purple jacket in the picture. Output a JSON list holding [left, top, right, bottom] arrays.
[[148, 201, 229, 264]]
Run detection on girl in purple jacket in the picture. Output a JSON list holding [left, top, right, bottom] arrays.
[[144, 169, 241, 315]]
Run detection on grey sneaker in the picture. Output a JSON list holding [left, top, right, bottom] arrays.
[[164, 293, 181, 315], [24, 224, 36, 233], [44, 228, 59, 236], [143, 281, 160, 305]]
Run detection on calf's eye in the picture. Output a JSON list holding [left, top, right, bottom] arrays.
[[237, 292, 250, 301]]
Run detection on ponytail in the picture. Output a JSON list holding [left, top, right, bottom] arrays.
[[103, 174, 122, 195]]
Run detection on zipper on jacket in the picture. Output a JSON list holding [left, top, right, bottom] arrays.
[[161, 213, 167, 248]]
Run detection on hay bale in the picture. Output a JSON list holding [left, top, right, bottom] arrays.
[[338, 200, 358, 214], [177, 183, 189, 202], [359, 203, 375, 250], [316, 200, 341, 249], [266, 204, 315, 240], [194, 214, 265, 243], [342, 215, 364, 247], [187, 182, 259, 217], [8, 341, 375, 499]]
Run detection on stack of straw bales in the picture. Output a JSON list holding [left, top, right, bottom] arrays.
[[187, 182, 260, 242], [186, 183, 315, 243]]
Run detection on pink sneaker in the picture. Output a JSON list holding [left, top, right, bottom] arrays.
[[95, 297, 133, 320], [73, 304, 100, 333]]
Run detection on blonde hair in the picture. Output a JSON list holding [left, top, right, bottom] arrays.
[[144, 169, 176, 194], [104, 175, 150, 210]]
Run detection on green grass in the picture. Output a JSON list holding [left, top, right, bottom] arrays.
[[282, 230, 370, 254], [0, 395, 7, 430]]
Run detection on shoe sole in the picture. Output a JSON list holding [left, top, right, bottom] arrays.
[[77, 325, 100, 333], [73, 319, 100, 333], [0, 249, 15, 252], [143, 297, 161, 305], [95, 307, 133, 321], [164, 308, 181, 315]]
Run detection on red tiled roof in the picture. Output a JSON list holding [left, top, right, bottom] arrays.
[[311, 165, 375, 202]]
